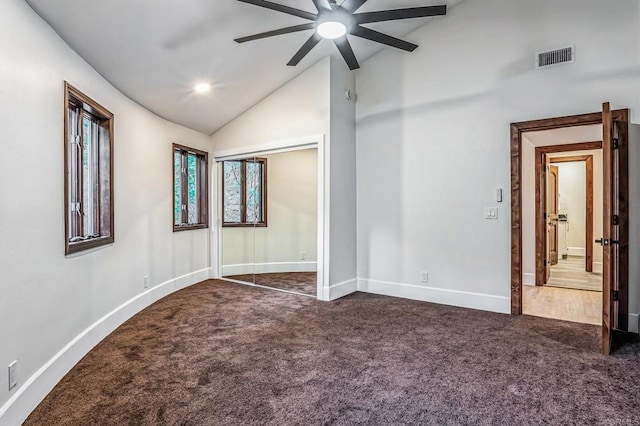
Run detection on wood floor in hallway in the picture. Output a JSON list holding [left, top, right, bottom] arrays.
[[523, 257, 602, 325], [523, 285, 602, 325], [546, 256, 602, 292]]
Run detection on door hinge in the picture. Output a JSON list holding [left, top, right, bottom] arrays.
[[612, 290, 619, 301], [612, 215, 619, 226], [544, 259, 547, 267], [543, 212, 547, 220], [612, 138, 619, 149]]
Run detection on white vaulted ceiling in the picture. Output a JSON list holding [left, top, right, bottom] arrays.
[[26, 0, 464, 135]]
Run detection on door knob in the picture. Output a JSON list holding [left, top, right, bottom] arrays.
[[596, 238, 609, 246]]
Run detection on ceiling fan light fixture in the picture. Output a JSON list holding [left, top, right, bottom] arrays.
[[194, 83, 211, 94], [317, 21, 347, 39], [234, 0, 448, 70]]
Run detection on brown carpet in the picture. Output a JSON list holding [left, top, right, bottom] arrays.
[[225, 272, 317, 295], [25, 280, 640, 425]]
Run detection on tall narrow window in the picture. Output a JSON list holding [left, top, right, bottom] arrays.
[[222, 159, 267, 227], [64, 82, 114, 255], [173, 144, 209, 231]]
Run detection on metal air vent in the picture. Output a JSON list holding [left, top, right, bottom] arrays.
[[536, 46, 575, 69]]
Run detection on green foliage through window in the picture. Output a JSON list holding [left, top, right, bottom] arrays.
[[173, 145, 208, 231]]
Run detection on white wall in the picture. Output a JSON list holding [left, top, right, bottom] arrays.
[[211, 56, 358, 296], [210, 58, 331, 152], [328, 57, 357, 288], [356, 0, 640, 314], [629, 124, 640, 333], [221, 149, 318, 274], [557, 162, 587, 252], [0, 0, 211, 421]]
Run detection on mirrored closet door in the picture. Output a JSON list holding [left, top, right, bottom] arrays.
[[220, 149, 318, 296]]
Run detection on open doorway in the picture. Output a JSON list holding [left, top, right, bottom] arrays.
[[543, 153, 600, 292], [511, 104, 630, 355], [520, 131, 604, 326]]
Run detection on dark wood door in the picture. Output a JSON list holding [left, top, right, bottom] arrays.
[[543, 159, 559, 284], [601, 102, 621, 355], [548, 165, 559, 267]]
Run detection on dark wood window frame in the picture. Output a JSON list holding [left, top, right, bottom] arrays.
[[173, 144, 209, 232], [64, 82, 114, 255], [222, 158, 268, 227]]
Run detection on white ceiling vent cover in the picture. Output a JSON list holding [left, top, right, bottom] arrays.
[[536, 46, 575, 69]]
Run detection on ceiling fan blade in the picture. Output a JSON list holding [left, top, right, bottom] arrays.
[[235, 23, 316, 43], [312, 0, 332, 12], [334, 37, 360, 70], [340, 0, 368, 13], [237, 0, 317, 21], [287, 33, 322, 66], [355, 5, 447, 24], [350, 25, 417, 52]]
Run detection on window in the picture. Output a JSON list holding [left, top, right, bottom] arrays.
[[173, 144, 209, 231], [64, 82, 114, 255], [222, 159, 267, 227]]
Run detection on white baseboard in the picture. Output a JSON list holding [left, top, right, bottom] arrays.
[[592, 262, 603, 274], [523, 273, 536, 286], [0, 268, 211, 426], [567, 247, 586, 257], [357, 278, 511, 314], [630, 313, 639, 334], [322, 278, 357, 301], [222, 262, 317, 276]]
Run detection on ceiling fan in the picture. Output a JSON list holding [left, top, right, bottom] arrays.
[[234, 0, 447, 70]]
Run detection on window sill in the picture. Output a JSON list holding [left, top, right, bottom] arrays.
[[66, 236, 114, 255], [173, 224, 209, 232]]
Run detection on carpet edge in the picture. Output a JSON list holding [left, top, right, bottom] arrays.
[[0, 268, 211, 426]]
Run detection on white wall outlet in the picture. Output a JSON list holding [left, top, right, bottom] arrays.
[[301, 252, 307, 261], [485, 207, 499, 220], [421, 272, 429, 283], [143, 276, 149, 289], [8, 361, 17, 390]]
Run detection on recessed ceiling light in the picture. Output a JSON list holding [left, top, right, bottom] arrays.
[[317, 21, 347, 39], [194, 83, 211, 94]]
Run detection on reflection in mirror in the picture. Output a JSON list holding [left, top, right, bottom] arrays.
[[221, 159, 256, 285], [220, 148, 318, 296]]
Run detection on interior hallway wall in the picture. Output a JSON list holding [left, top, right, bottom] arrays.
[[556, 162, 587, 254]]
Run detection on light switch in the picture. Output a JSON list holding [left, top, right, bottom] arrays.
[[485, 207, 498, 219], [496, 188, 503, 203]]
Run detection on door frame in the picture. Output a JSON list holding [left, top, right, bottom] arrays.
[[510, 109, 629, 333], [534, 147, 599, 286]]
